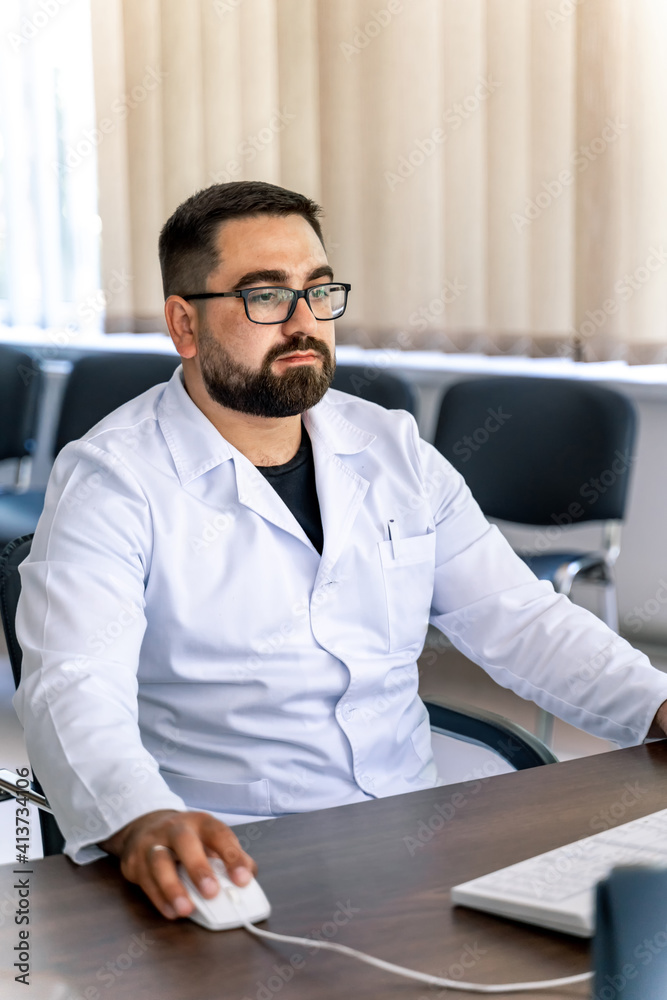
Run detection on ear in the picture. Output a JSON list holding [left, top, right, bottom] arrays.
[[165, 296, 199, 359]]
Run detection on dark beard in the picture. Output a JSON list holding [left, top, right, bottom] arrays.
[[198, 328, 335, 418]]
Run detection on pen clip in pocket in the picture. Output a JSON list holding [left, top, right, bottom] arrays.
[[387, 518, 400, 559]]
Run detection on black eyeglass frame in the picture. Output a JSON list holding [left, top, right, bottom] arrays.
[[181, 282, 351, 325]]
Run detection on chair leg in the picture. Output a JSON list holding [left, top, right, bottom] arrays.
[[535, 708, 554, 747], [601, 580, 619, 632]]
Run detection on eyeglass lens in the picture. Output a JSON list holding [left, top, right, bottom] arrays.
[[245, 284, 347, 322]]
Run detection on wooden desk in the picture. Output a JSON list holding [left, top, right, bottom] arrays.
[[2, 743, 667, 999]]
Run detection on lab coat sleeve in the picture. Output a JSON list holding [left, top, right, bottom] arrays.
[[418, 436, 667, 747], [13, 440, 188, 865]]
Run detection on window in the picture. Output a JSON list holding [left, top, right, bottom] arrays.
[[0, 0, 100, 332]]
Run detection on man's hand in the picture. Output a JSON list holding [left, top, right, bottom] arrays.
[[98, 809, 257, 920], [648, 699, 667, 739]]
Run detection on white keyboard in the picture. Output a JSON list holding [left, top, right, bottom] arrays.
[[451, 807, 667, 937]]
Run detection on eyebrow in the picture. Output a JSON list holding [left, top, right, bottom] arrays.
[[232, 264, 334, 290]]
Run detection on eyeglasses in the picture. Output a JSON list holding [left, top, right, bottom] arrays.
[[182, 282, 351, 325]]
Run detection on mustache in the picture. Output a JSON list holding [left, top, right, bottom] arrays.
[[265, 336, 330, 364]]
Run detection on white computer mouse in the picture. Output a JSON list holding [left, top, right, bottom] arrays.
[[178, 857, 271, 931]]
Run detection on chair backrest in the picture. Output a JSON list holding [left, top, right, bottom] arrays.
[[331, 365, 417, 416], [434, 376, 637, 526], [0, 345, 41, 462], [0, 533, 65, 855], [0, 534, 33, 688], [54, 351, 181, 455]]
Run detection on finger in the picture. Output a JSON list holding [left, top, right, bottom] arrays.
[[168, 824, 222, 900], [198, 817, 258, 886], [146, 842, 196, 916], [141, 870, 183, 920]]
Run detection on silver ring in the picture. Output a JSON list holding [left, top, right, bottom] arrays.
[[150, 844, 172, 857]]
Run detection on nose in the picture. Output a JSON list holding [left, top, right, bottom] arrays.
[[281, 293, 319, 337]]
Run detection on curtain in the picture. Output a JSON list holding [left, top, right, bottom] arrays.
[[90, 0, 667, 363]]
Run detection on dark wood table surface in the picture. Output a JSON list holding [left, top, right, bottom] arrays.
[[2, 742, 667, 999]]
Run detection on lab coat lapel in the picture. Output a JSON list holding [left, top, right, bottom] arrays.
[[232, 454, 315, 546], [158, 365, 314, 546], [304, 394, 375, 576], [159, 370, 376, 559]]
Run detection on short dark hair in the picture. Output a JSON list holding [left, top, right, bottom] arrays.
[[158, 181, 325, 299]]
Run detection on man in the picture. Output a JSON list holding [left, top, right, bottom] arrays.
[[14, 181, 667, 924]]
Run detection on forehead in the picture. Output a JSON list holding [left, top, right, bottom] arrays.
[[212, 214, 328, 279]]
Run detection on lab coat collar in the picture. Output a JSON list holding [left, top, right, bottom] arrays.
[[157, 365, 376, 488], [157, 365, 234, 486], [303, 390, 377, 457]]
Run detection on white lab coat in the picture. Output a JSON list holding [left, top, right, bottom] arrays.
[[13, 366, 667, 863]]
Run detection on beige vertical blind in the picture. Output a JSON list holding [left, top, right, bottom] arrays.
[[90, 0, 667, 362]]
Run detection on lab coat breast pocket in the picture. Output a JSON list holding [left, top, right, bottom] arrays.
[[378, 532, 436, 651], [160, 769, 272, 817]]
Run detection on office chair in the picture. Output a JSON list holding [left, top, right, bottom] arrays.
[[0, 535, 65, 855], [0, 351, 181, 548], [0, 533, 556, 856], [0, 344, 42, 491], [434, 375, 637, 743], [331, 365, 417, 416]]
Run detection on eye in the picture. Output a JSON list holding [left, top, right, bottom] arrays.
[[248, 288, 282, 305], [309, 285, 330, 300]]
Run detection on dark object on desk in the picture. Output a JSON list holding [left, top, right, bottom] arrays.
[[0, 532, 555, 858], [0, 351, 181, 548], [331, 365, 417, 415], [594, 867, 667, 1000]]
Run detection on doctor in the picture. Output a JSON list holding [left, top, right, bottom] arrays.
[[14, 180, 667, 924]]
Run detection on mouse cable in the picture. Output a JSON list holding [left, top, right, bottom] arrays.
[[225, 887, 592, 995]]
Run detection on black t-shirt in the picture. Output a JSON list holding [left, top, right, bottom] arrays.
[[255, 423, 324, 555]]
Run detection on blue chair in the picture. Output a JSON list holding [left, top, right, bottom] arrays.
[[0, 344, 41, 491], [0, 351, 181, 548], [331, 365, 417, 416], [434, 376, 637, 743]]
